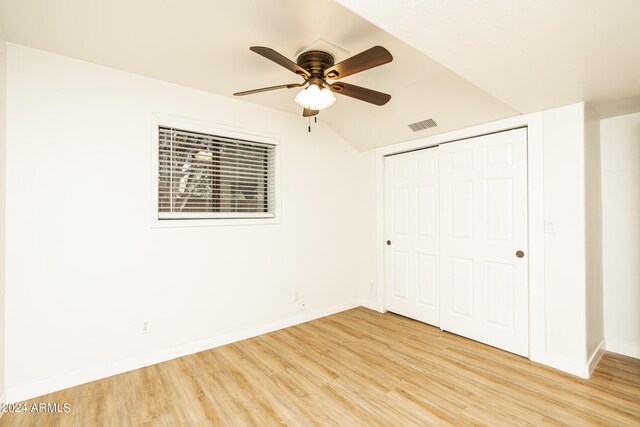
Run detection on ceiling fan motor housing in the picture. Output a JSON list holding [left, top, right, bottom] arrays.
[[296, 50, 335, 83]]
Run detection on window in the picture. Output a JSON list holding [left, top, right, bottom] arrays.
[[157, 126, 276, 220]]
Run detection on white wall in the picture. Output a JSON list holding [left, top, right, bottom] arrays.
[[541, 104, 588, 363], [601, 112, 640, 359], [540, 102, 605, 373], [4, 44, 362, 400], [0, 25, 7, 402], [356, 149, 378, 308], [584, 106, 604, 359]]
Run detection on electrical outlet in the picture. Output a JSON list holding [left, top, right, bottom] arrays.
[[294, 289, 300, 301], [141, 319, 151, 334], [298, 300, 306, 311], [369, 283, 374, 292]]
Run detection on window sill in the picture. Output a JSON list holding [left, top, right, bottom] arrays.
[[151, 216, 280, 228]]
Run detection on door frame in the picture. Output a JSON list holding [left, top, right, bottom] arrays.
[[374, 113, 545, 361]]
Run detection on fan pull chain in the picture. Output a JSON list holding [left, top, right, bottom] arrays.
[[307, 115, 318, 133]]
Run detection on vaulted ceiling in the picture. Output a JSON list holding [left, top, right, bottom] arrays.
[[1, 0, 638, 150], [336, 0, 640, 119]]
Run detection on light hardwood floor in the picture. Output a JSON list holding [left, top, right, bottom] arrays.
[[1, 307, 639, 426]]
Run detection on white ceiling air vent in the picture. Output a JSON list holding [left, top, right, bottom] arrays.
[[408, 118, 438, 132]]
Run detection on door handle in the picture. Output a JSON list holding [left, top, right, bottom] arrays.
[[386, 240, 392, 246], [516, 250, 524, 258]]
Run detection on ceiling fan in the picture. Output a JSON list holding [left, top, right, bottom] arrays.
[[234, 46, 393, 117]]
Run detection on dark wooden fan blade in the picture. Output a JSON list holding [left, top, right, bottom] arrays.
[[250, 46, 310, 77], [324, 46, 392, 80], [329, 82, 391, 106], [233, 83, 303, 96], [303, 108, 319, 117]]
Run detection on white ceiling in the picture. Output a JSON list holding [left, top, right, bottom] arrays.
[[336, 0, 640, 119], [0, 0, 518, 151], [0, 1, 638, 150]]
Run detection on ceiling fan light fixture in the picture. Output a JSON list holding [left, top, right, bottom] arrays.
[[294, 83, 336, 111]]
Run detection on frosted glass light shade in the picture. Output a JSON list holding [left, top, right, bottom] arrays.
[[294, 84, 336, 110]]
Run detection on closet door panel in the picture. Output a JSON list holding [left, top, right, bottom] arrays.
[[439, 128, 528, 357], [384, 147, 439, 326]]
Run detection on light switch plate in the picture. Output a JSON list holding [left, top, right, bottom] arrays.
[[544, 221, 555, 234]]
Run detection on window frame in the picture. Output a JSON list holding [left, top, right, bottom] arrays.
[[150, 114, 281, 228]]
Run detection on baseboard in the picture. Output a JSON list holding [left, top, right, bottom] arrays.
[[605, 338, 640, 359], [5, 301, 359, 404], [529, 338, 606, 379], [530, 353, 589, 379], [358, 299, 384, 313], [530, 349, 595, 379], [587, 339, 606, 377]]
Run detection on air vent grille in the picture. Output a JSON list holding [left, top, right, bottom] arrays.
[[408, 118, 438, 132]]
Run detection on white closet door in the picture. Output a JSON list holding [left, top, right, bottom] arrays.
[[384, 148, 439, 326], [439, 128, 528, 356]]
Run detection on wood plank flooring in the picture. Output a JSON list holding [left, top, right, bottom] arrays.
[[1, 307, 639, 426]]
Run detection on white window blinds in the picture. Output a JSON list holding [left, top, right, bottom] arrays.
[[158, 127, 275, 219]]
